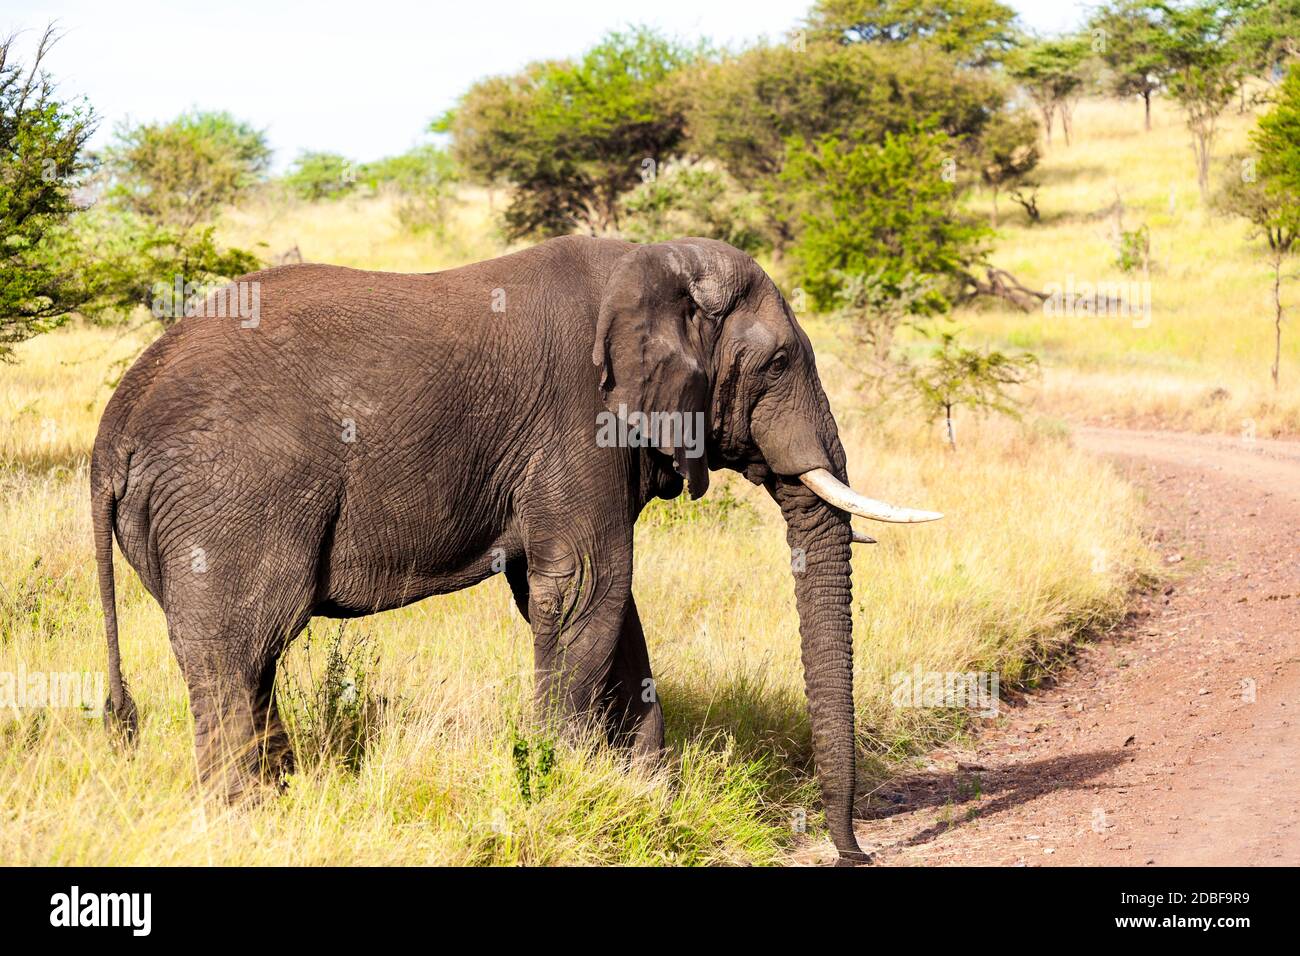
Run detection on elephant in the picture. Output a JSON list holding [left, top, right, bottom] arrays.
[[91, 235, 940, 864]]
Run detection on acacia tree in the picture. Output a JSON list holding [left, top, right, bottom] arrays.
[[905, 330, 1038, 449], [686, 39, 1007, 251], [1088, 0, 1167, 131], [1154, 0, 1245, 199], [440, 29, 692, 240], [806, 0, 1020, 65], [976, 109, 1040, 225], [0, 26, 96, 359], [1232, 0, 1300, 87], [1007, 37, 1090, 146], [94, 110, 266, 324], [1219, 65, 1300, 388]]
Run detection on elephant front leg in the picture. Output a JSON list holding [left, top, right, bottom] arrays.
[[524, 536, 633, 744], [603, 598, 665, 758]]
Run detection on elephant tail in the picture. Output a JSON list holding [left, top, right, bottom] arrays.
[[94, 472, 138, 745]]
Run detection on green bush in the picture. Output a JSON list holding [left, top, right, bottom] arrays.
[[363, 145, 458, 233], [284, 151, 358, 201], [279, 623, 383, 774], [104, 110, 270, 230], [782, 129, 990, 312], [621, 161, 768, 254]]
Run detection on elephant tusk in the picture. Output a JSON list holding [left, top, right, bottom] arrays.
[[800, 468, 943, 524], [851, 530, 877, 545]]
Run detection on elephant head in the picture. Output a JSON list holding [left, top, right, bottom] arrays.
[[593, 238, 941, 863]]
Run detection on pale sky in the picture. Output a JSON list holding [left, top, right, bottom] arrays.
[[5, 0, 1088, 169]]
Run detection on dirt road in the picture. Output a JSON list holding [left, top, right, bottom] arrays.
[[854, 427, 1300, 866]]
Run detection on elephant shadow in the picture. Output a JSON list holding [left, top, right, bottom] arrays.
[[854, 748, 1131, 849], [656, 672, 1132, 853]]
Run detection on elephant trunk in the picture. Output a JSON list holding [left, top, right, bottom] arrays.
[[769, 474, 865, 864]]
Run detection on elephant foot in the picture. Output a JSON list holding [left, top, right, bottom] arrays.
[[612, 697, 665, 762], [197, 761, 262, 809], [834, 848, 875, 867], [259, 739, 296, 791], [194, 719, 291, 806]]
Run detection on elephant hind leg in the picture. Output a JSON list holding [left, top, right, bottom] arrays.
[[191, 681, 263, 804], [253, 659, 295, 788], [163, 550, 316, 803], [173, 617, 308, 803]]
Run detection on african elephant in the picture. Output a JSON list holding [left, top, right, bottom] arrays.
[[91, 236, 940, 864]]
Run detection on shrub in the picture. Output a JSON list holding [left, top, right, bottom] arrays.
[[782, 129, 990, 311], [621, 161, 768, 254], [104, 110, 270, 231], [284, 151, 358, 201], [279, 623, 383, 774], [0, 26, 97, 359], [363, 145, 458, 234]]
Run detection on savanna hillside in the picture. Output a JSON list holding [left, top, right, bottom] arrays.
[[954, 95, 1300, 438]]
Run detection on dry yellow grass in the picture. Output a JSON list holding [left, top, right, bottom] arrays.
[[0, 101, 1191, 864], [220, 186, 508, 273], [0, 321, 1148, 864]]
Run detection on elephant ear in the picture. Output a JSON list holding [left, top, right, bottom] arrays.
[[592, 240, 743, 500]]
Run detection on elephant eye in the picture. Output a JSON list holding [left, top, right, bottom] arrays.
[[769, 351, 788, 375]]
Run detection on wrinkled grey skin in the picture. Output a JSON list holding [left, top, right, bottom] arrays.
[[92, 236, 868, 863]]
